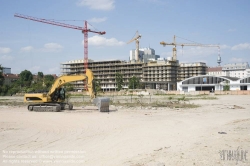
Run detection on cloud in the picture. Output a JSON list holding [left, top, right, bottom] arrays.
[[230, 57, 243, 63], [29, 66, 41, 73], [161, 51, 172, 58], [86, 35, 125, 46], [0, 47, 11, 54], [47, 67, 60, 74], [220, 44, 230, 49], [177, 46, 219, 57], [77, 0, 115, 10], [42, 43, 63, 52], [88, 17, 107, 23], [20, 46, 34, 52], [0, 55, 13, 61], [231, 43, 250, 50], [227, 29, 236, 32], [138, 0, 166, 5]]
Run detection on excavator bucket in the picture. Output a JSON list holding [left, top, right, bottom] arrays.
[[93, 97, 110, 112]]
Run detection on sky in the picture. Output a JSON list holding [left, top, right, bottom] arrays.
[[0, 0, 250, 75]]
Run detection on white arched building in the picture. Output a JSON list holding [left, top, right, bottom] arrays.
[[177, 75, 250, 92]]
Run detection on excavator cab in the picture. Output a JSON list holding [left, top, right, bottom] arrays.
[[51, 88, 66, 102]]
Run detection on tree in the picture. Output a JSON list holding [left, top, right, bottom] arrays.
[[64, 83, 74, 102], [128, 76, 140, 89], [20, 70, 33, 86], [64, 83, 74, 92], [0, 65, 4, 86], [115, 73, 124, 91], [223, 84, 230, 91], [0, 85, 9, 95], [139, 82, 145, 89], [44, 75, 55, 88], [37, 72, 44, 80], [93, 79, 102, 96], [44, 75, 54, 81], [223, 81, 230, 91]]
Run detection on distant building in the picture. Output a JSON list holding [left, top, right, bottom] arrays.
[[207, 62, 250, 79], [177, 75, 250, 92], [3, 74, 19, 85], [178, 62, 207, 81], [222, 62, 249, 78], [245, 69, 250, 77], [207, 67, 224, 76], [1, 67, 11, 74], [129, 47, 160, 63]]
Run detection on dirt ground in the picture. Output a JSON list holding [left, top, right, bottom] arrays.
[[0, 95, 249, 166]]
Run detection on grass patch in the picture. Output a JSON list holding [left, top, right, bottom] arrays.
[[188, 96, 218, 100], [151, 101, 199, 109], [0, 99, 9, 101], [0, 102, 28, 106]]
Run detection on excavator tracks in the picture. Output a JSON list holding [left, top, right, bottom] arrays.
[[27, 103, 73, 112]]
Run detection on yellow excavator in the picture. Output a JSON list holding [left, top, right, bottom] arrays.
[[24, 69, 96, 112]]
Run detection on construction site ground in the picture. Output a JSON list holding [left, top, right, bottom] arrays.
[[0, 95, 249, 166]]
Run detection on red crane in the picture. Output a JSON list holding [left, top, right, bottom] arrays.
[[14, 13, 106, 72]]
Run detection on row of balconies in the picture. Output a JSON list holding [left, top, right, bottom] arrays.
[[92, 71, 142, 74], [145, 72, 177, 75], [179, 67, 206, 70], [179, 69, 206, 72], [144, 79, 176, 82], [143, 69, 177, 72], [63, 66, 143, 70], [143, 75, 177, 78], [90, 67, 142, 70], [145, 70, 177, 72]]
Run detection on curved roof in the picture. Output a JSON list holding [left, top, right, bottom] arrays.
[[239, 76, 250, 81], [220, 76, 240, 81], [179, 75, 239, 83], [239, 76, 250, 83]]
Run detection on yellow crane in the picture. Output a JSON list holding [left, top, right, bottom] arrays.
[[127, 31, 142, 62], [160, 35, 220, 62]]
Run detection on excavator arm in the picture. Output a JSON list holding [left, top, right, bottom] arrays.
[[48, 69, 95, 101]]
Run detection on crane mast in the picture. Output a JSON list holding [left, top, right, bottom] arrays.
[[127, 31, 142, 62], [160, 35, 220, 62], [14, 13, 106, 72]]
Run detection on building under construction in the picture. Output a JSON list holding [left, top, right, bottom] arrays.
[[178, 62, 207, 81], [60, 49, 207, 91]]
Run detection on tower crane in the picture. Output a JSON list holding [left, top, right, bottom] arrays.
[[127, 31, 142, 62], [14, 13, 106, 71], [160, 35, 220, 63]]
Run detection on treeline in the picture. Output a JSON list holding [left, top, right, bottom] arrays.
[[0, 66, 60, 96]]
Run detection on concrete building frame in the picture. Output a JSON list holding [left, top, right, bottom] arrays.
[[61, 59, 181, 91]]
